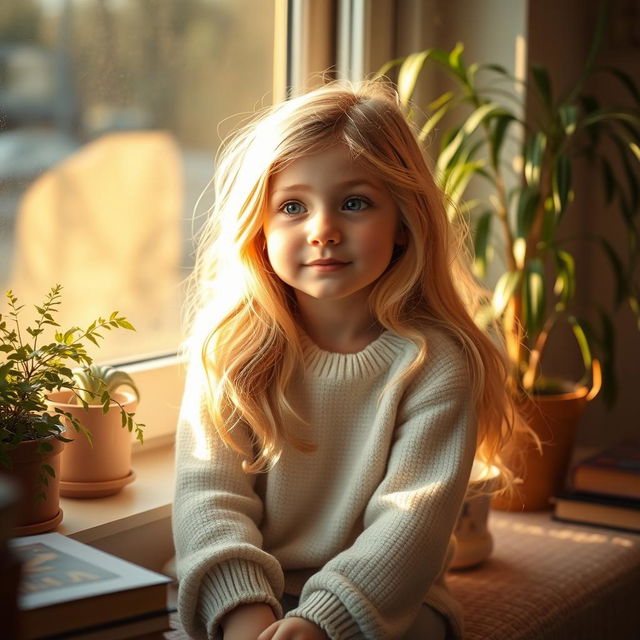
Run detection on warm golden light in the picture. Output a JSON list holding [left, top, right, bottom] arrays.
[[492, 517, 636, 548], [381, 482, 444, 512]]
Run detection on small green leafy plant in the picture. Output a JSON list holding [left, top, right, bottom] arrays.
[[378, 11, 639, 401], [71, 364, 143, 443], [0, 285, 143, 484]]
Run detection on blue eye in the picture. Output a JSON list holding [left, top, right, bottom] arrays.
[[281, 201, 305, 215], [343, 197, 369, 211]]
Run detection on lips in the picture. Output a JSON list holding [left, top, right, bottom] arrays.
[[306, 258, 348, 266], [304, 258, 350, 272]]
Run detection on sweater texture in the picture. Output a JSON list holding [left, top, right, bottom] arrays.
[[172, 326, 477, 639]]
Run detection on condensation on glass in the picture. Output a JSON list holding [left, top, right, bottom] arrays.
[[0, 0, 275, 360]]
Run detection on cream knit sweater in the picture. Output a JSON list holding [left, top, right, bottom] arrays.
[[172, 327, 477, 640]]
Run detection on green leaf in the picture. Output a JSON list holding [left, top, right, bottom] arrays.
[[568, 316, 593, 383], [582, 108, 640, 132], [516, 186, 540, 239], [375, 56, 404, 79], [522, 259, 546, 338], [600, 238, 628, 306], [442, 160, 485, 207], [37, 440, 53, 454], [490, 114, 515, 171], [524, 132, 547, 186], [605, 128, 640, 217], [599, 66, 640, 104], [397, 49, 434, 105], [479, 62, 510, 77], [85, 333, 100, 347], [419, 100, 453, 143], [437, 102, 504, 173], [492, 271, 522, 316], [553, 249, 576, 309], [448, 42, 465, 76], [117, 319, 136, 331], [552, 154, 572, 216], [531, 64, 553, 111], [559, 105, 578, 136], [600, 158, 616, 203], [473, 211, 493, 278], [599, 310, 617, 407], [564, 0, 607, 103], [426, 91, 455, 112]]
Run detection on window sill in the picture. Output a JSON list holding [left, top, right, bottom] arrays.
[[57, 442, 176, 572]]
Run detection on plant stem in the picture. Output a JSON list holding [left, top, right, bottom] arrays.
[[522, 312, 557, 391]]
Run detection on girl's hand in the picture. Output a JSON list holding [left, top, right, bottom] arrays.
[[221, 603, 277, 640], [258, 617, 329, 640]]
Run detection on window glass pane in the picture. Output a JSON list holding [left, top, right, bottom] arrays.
[[0, 0, 275, 361]]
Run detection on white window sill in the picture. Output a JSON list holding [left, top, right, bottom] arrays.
[[57, 442, 176, 572]]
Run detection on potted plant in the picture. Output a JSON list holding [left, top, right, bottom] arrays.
[[48, 364, 143, 498], [0, 285, 140, 533], [378, 15, 639, 509]]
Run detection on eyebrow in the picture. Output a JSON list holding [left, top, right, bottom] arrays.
[[271, 178, 381, 195]]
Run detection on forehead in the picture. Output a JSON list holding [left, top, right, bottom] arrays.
[[269, 145, 387, 194]]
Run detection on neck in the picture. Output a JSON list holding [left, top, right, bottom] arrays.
[[294, 289, 383, 353]]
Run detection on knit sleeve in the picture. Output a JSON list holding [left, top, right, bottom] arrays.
[[286, 348, 476, 639], [172, 360, 284, 640]]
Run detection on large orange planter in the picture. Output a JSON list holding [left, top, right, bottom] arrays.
[[48, 390, 137, 498], [493, 385, 595, 511]]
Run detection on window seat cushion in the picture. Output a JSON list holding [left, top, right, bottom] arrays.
[[448, 510, 640, 640]]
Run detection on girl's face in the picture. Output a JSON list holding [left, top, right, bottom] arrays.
[[263, 144, 403, 305]]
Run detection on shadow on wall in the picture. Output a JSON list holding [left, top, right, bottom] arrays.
[[9, 131, 183, 359]]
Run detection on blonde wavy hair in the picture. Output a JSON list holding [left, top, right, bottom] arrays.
[[187, 78, 523, 486]]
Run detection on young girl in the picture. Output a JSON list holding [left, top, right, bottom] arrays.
[[173, 79, 518, 640]]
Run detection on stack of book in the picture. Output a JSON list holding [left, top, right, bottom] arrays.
[[553, 440, 640, 533], [10, 532, 175, 639]]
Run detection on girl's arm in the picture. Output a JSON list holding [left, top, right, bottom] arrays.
[[258, 618, 329, 640], [222, 603, 278, 640], [286, 347, 476, 639], [172, 360, 284, 640]]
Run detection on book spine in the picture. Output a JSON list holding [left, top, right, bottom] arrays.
[[572, 467, 640, 500]]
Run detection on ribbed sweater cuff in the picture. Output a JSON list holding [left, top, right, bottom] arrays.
[[286, 590, 361, 639], [198, 559, 282, 634]]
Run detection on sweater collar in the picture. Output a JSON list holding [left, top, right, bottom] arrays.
[[299, 330, 409, 379]]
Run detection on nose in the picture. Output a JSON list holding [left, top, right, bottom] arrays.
[[306, 211, 341, 246]]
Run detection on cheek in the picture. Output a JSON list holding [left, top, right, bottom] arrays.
[[360, 226, 397, 262], [264, 229, 293, 272]]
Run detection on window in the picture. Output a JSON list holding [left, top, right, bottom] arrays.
[[0, 0, 277, 362]]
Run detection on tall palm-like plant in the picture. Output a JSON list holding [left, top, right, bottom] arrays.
[[378, 17, 639, 402]]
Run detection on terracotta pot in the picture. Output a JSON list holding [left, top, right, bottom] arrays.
[[48, 390, 137, 498], [451, 460, 501, 569], [2, 436, 64, 535], [493, 385, 594, 511]]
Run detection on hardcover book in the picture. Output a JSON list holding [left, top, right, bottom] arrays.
[[10, 533, 173, 639], [553, 490, 640, 533], [571, 441, 640, 500]]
